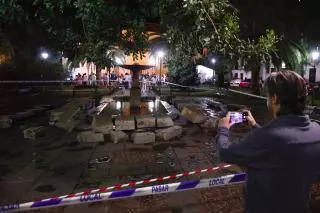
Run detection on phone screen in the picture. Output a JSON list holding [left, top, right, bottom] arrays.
[[230, 112, 248, 124]]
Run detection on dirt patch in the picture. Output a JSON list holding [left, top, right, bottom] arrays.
[[128, 147, 152, 152], [66, 146, 93, 152], [34, 184, 56, 193], [153, 143, 170, 152], [44, 143, 67, 151]]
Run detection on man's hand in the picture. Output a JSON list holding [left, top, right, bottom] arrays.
[[241, 109, 257, 127], [218, 112, 233, 129]]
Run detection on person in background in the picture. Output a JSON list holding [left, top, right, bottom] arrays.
[[216, 70, 320, 213], [82, 73, 88, 88], [142, 75, 147, 92], [124, 73, 129, 89], [91, 72, 96, 87], [103, 72, 109, 87]]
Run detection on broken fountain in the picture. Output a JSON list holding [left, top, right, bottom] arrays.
[[86, 63, 182, 145]]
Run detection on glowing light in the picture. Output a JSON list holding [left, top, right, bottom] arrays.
[[311, 51, 320, 61], [116, 101, 121, 110], [211, 58, 216, 64], [115, 57, 123, 65], [41, 52, 49, 59], [281, 62, 286, 69], [148, 101, 155, 113], [157, 51, 165, 58]]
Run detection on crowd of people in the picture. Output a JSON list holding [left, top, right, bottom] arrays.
[[72, 71, 167, 90]]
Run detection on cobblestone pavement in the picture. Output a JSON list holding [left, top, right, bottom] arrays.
[[1, 93, 319, 213]]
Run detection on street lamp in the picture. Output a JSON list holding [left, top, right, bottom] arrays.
[[211, 58, 217, 83], [157, 51, 165, 85], [312, 51, 320, 62], [41, 52, 49, 60]]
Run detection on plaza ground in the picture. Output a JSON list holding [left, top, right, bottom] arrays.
[[0, 88, 319, 213]]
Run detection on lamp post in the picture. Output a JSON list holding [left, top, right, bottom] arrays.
[[157, 51, 165, 85], [311, 50, 319, 105], [211, 58, 216, 84]]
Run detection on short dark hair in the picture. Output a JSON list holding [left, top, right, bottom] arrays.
[[264, 70, 307, 116]]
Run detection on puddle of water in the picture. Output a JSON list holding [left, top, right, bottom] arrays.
[[34, 184, 56, 193]]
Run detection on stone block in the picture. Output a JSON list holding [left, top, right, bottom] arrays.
[[156, 126, 183, 141], [77, 131, 104, 143], [136, 116, 156, 129], [181, 106, 207, 124], [23, 126, 47, 140], [157, 116, 174, 128], [132, 132, 155, 144], [0, 116, 12, 129], [177, 103, 199, 112], [200, 117, 219, 129], [110, 131, 129, 144], [115, 117, 135, 131]]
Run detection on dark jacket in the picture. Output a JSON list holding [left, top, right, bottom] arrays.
[[217, 115, 320, 213]]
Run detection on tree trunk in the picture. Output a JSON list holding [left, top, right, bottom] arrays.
[[96, 66, 101, 81], [218, 73, 225, 87], [249, 61, 261, 95]]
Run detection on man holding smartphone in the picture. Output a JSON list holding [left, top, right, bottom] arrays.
[[217, 70, 320, 213]]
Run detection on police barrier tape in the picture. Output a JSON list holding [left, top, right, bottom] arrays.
[[162, 82, 267, 100], [0, 79, 266, 100], [0, 80, 119, 83], [0, 173, 246, 212], [15, 165, 231, 210]]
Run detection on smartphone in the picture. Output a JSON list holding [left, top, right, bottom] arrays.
[[230, 111, 248, 124]]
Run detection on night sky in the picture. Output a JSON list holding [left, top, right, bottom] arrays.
[[231, 0, 320, 41]]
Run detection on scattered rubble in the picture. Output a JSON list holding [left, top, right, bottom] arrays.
[[132, 132, 155, 144], [23, 126, 47, 140], [156, 126, 183, 141], [115, 117, 135, 131], [157, 116, 174, 128], [181, 106, 207, 124], [136, 116, 156, 129], [0, 116, 12, 129], [110, 131, 129, 144]]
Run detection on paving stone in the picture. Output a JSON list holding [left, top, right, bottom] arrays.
[[76, 124, 92, 131], [157, 116, 174, 128], [115, 117, 135, 131], [136, 116, 156, 129], [11, 110, 35, 120], [181, 107, 207, 124], [132, 132, 155, 144], [156, 126, 183, 141], [92, 118, 113, 134], [91, 106, 117, 134], [0, 116, 12, 128], [52, 99, 89, 131], [110, 131, 129, 144], [77, 131, 104, 143]]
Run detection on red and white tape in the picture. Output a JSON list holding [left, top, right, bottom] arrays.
[[36, 164, 231, 202]]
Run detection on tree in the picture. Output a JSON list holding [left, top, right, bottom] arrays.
[[32, 0, 159, 79], [271, 39, 308, 75], [241, 30, 279, 95], [158, 0, 243, 85]]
